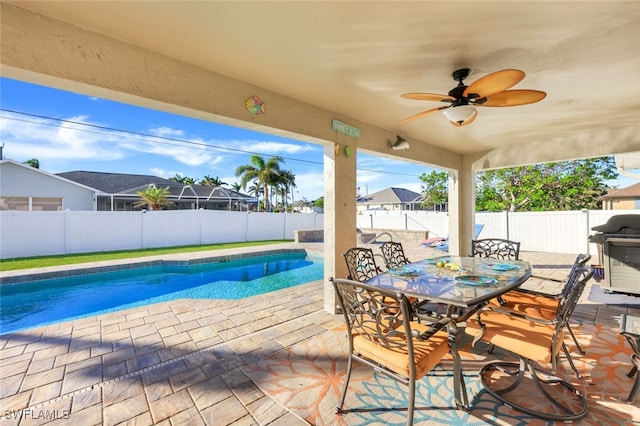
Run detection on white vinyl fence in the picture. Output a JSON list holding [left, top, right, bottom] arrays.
[[0, 210, 323, 259], [2, 209, 638, 259], [357, 209, 640, 255]]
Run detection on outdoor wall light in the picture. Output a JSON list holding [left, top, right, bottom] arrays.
[[442, 105, 477, 125], [390, 136, 410, 150]]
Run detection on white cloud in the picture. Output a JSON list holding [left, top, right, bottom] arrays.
[[0, 113, 125, 162], [239, 140, 318, 155], [149, 127, 185, 137]]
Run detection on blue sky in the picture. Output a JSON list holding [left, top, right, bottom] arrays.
[[0, 77, 635, 202], [0, 77, 434, 202]]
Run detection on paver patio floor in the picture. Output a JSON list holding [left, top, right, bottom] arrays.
[[1, 243, 638, 425]]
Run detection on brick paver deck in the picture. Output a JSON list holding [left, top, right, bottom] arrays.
[[1, 242, 638, 425]]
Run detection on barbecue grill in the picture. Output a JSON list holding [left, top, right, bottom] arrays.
[[589, 214, 640, 295]]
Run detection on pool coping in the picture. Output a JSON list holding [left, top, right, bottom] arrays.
[[0, 243, 324, 285]]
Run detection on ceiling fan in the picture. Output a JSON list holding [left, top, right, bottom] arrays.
[[400, 68, 546, 127]]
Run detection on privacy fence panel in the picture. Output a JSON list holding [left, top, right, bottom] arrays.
[[0, 210, 325, 259], [1, 209, 636, 259], [0, 211, 66, 258], [360, 210, 638, 255], [67, 211, 142, 253], [201, 210, 249, 243]]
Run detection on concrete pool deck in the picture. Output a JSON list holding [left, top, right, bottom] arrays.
[[1, 242, 639, 425]]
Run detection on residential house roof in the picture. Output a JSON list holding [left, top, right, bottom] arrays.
[[58, 170, 256, 201], [357, 187, 422, 205], [599, 182, 640, 200], [56, 171, 175, 194]]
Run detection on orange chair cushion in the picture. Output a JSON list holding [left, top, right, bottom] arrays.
[[353, 321, 449, 379], [490, 292, 559, 320], [465, 310, 564, 364]]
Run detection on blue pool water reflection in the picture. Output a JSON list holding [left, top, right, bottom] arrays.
[[0, 252, 323, 334]]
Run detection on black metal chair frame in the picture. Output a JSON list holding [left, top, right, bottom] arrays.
[[342, 247, 382, 282], [380, 241, 411, 269], [497, 253, 592, 363], [620, 314, 640, 404], [467, 266, 593, 421], [330, 277, 468, 425], [471, 238, 521, 260]]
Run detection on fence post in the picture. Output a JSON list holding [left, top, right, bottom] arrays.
[[141, 210, 146, 249], [369, 214, 373, 229], [504, 210, 510, 240], [582, 209, 590, 254], [245, 211, 250, 242], [404, 213, 408, 230], [64, 210, 70, 255]]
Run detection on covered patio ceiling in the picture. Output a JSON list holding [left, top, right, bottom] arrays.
[[2, 1, 639, 167]]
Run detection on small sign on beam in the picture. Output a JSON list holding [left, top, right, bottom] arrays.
[[332, 119, 360, 139]]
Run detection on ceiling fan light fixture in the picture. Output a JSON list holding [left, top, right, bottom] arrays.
[[443, 105, 477, 124]]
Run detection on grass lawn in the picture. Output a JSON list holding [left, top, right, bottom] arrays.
[[0, 240, 292, 271]]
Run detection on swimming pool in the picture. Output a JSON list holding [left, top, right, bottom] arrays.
[[0, 251, 323, 334]]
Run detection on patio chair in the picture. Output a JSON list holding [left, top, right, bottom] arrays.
[[380, 241, 411, 269], [471, 238, 520, 260], [342, 247, 382, 282], [465, 266, 593, 421], [493, 254, 592, 359], [620, 314, 640, 404], [330, 277, 468, 425]]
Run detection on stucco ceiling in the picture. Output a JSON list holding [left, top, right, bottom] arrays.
[[7, 1, 640, 159]]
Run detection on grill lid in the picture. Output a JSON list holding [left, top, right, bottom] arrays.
[[591, 214, 640, 234]]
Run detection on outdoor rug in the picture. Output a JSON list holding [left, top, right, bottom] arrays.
[[244, 321, 640, 425]]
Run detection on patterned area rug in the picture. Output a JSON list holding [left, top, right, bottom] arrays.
[[244, 322, 640, 425]]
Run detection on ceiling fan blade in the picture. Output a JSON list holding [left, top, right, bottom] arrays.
[[401, 92, 455, 102], [400, 106, 448, 124], [449, 110, 478, 127], [464, 69, 525, 99], [479, 90, 547, 107]]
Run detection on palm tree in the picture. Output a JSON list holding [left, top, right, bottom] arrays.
[[201, 175, 227, 187], [170, 173, 186, 183], [183, 176, 196, 185], [235, 155, 284, 212], [278, 169, 296, 212], [133, 185, 175, 210], [231, 182, 242, 192], [24, 158, 40, 168]]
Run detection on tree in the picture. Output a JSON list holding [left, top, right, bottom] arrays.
[[170, 173, 185, 183], [275, 169, 296, 212], [314, 196, 324, 209], [133, 185, 175, 210], [231, 182, 242, 192], [235, 155, 284, 212], [24, 158, 40, 168], [475, 157, 618, 212], [201, 175, 227, 187], [418, 171, 448, 210]]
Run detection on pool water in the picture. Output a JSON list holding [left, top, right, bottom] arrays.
[[0, 252, 323, 334]]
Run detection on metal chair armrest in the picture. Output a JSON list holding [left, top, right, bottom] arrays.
[[475, 303, 558, 326]]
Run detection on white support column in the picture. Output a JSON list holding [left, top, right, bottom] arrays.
[[323, 138, 357, 313], [447, 166, 475, 256]]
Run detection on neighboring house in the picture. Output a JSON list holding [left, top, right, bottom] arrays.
[[356, 187, 423, 214], [57, 171, 257, 211], [0, 159, 97, 210], [0, 161, 257, 211], [598, 182, 640, 210]]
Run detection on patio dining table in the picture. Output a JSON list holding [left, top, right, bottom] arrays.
[[365, 255, 532, 310]]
